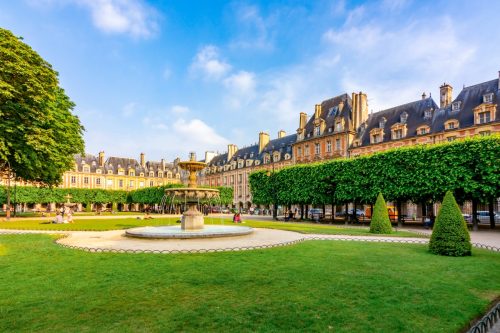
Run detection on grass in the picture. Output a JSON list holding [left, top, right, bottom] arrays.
[[0, 234, 499, 332], [0, 216, 424, 237]]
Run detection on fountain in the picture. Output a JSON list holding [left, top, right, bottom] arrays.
[[125, 152, 253, 239]]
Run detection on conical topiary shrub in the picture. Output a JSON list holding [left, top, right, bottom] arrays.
[[370, 193, 392, 234], [429, 191, 472, 256]]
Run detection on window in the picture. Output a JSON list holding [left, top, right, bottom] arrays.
[[83, 167, 90, 173], [238, 174, 242, 184], [264, 155, 270, 164], [372, 134, 381, 144], [400, 112, 408, 124], [448, 122, 455, 130], [451, 101, 461, 112], [107, 179, 113, 186], [315, 143, 320, 155], [230, 175, 235, 184], [96, 178, 101, 185], [84, 177, 89, 184], [96, 169, 102, 174], [119, 180, 123, 188], [140, 173, 144, 177], [315, 126, 320, 136], [335, 122, 342, 131], [305, 145, 309, 156], [379, 118, 386, 129], [393, 129, 403, 139], [478, 111, 491, 124], [129, 171, 135, 177], [298, 147, 302, 156], [118, 170, 124, 176], [326, 141, 332, 153], [328, 106, 337, 117], [71, 176, 76, 184], [129, 180, 134, 187], [335, 139, 341, 150], [107, 170, 113, 174], [149, 171, 154, 177], [149, 181, 154, 187], [139, 181, 144, 188], [424, 109, 433, 119], [479, 131, 491, 137], [419, 128, 427, 135], [447, 136, 457, 142], [224, 176, 227, 185], [483, 93, 493, 103], [158, 172, 163, 178]]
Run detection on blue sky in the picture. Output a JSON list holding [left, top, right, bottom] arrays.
[[1, 0, 499, 162]]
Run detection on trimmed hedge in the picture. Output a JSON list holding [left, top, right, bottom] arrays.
[[429, 191, 472, 256], [369, 193, 392, 234]]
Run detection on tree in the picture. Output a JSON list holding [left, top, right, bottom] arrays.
[[429, 191, 472, 256], [0, 28, 84, 185], [369, 193, 392, 234]]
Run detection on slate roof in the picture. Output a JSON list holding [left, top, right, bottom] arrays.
[[354, 97, 438, 146], [431, 79, 500, 132], [74, 154, 100, 172], [303, 93, 353, 139]]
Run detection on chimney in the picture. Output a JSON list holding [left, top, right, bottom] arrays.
[[422, 92, 427, 100], [140, 152, 145, 168], [439, 83, 453, 108], [299, 112, 307, 129], [98, 151, 105, 167], [204, 151, 216, 164], [258, 132, 270, 153], [278, 130, 286, 138], [314, 104, 322, 119], [227, 144, 238, 160], [161, 158, 165, 171], [352, 92, 368, 130]]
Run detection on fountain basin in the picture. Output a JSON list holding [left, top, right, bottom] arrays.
[[125, 225, 253, 239]]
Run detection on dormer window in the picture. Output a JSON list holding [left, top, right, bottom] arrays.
[[379, 118, 386, 129], [140, 172, 144, 177], [328, 106, 337, 117], [400, 112, 408, 124], [96, 169, 102, 174], [424, 109, 433, 120], [372, 134, 381, 144], [393, 129, 403, 139], [285, 153, 291, 160], [264, 155, 270, 164], [445, 119, 459, 130], [273, 152, 280, 162], [483, 93, 493, 104], [158, 172, 163, 178], [149, 171, 154, 177], [451, 101, 461, 112], [315, 126, 320, 136], [83, 166, 90, 173], [335, 122, 342, 131], [108, 170, 113, 174]]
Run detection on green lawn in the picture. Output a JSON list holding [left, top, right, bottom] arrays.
[[0, 217, 424, 237], [0, 234, 498, 332]]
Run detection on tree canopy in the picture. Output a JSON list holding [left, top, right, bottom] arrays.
[[0, 27, 84, 185], [249, 135, 500, 206]]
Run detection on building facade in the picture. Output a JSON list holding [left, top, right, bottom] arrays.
[[201, 71, 500, 209], [61, 151, 182, 191]]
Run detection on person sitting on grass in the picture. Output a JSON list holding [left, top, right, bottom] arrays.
[[52, 212, 63, 224], [144, 212, 153, 220]]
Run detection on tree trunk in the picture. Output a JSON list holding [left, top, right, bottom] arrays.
[[396, 200, 403, 228], [421, 202, 427, 225], [300, 204, 304, 220], [489, 199, 495, 229], [344, 203, 349, 225], [305, 205, 309, 220], [472, 199, 478, 231]]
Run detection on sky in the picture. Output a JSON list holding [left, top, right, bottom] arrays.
[[1, 0, 500, 162]]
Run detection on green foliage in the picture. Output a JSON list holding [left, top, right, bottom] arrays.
[[250, 136, 500, 206], [429, 191, 472, 257], [0, 186, 126, 204], [369, 193, 393, 234], [0, 28, 84, 185]]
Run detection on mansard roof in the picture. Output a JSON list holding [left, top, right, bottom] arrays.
[[207, 134, 297, 168], [355, 97, 438, 146], [74, 154, 99, 172], [303, 93, 353, 138], [432, 78, 500, 132]]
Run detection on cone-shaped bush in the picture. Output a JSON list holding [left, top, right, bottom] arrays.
[[369, 193, 392, 234], [429, 191, 471, 256]]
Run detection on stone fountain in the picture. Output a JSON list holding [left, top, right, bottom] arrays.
[[125, 152, 253, 239]]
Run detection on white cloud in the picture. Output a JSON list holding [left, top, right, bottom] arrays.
[[170, 105, 189, 114], [76, 0, 158, 38], [223, 71, 257, 108], [189, 45, 232, 80], [122, 102, 136, 117]]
